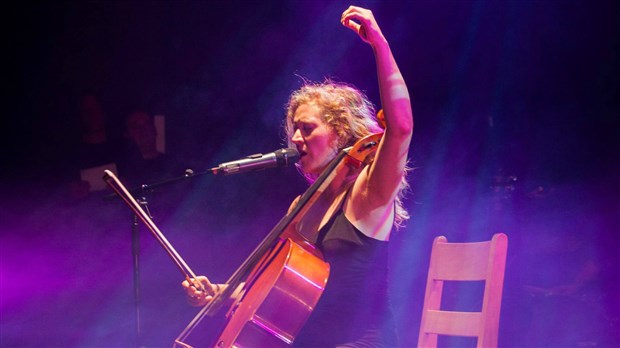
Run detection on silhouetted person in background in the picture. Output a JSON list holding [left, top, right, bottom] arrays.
[[120, 110, 182, 187]]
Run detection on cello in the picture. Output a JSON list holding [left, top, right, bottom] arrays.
[[104, 119, 384, 347]]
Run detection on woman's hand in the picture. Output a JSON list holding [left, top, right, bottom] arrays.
[[182, 276, 220, 307], [341, 6, 386, 48]]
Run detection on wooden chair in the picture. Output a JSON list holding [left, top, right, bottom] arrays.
[[418, 233, 508, 347]]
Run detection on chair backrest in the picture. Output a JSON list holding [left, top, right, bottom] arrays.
[[418, 233, 508, 348]]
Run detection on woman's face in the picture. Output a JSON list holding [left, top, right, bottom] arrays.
[[290, 103, 339, 177]]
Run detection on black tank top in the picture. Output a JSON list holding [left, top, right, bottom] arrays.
[[293, 208, 397, 347]]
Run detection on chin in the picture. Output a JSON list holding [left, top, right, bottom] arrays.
[[296, 165, 318, 181], [302, 167, 319, 177]]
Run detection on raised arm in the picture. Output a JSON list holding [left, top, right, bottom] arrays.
[[342, 6, 413, 213]]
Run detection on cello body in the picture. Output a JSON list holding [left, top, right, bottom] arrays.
[[214, 239, 328, 347]]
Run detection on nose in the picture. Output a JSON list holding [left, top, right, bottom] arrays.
[[291, 128, 303, 146]]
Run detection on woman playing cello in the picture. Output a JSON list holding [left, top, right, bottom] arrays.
[[183, 5, 413, 347]]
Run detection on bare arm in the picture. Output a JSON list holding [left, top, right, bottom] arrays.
[[341, 6, 413, 213]]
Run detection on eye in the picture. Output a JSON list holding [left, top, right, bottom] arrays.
[[294, 122, 315, 135], [302, 123, 315, 134]]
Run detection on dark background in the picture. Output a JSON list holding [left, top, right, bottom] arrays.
[[2, 1, 619, 347]]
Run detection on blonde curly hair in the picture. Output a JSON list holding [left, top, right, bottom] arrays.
[[284, 80, 410, 228]]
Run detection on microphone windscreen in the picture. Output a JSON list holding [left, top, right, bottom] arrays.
[[275, 148, 300, 166]]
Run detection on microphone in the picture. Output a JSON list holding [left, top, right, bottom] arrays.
[[211, 148, 299, 175]]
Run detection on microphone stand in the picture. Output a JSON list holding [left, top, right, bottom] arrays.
[[133, 193, 159, 348], [132, 201, 142, 348]]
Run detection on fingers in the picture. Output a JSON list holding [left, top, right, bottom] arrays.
[[196, 276, 214, 292], [185, 276, 212, 294], [183, 276, 219, 307], [341, 5, 368, 20], [340, 6, 365, 32], [183, 277, 217, 296], [340, 6, 379, 44], [182, 279, 205, 297], [340, 5, 372, 27]]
